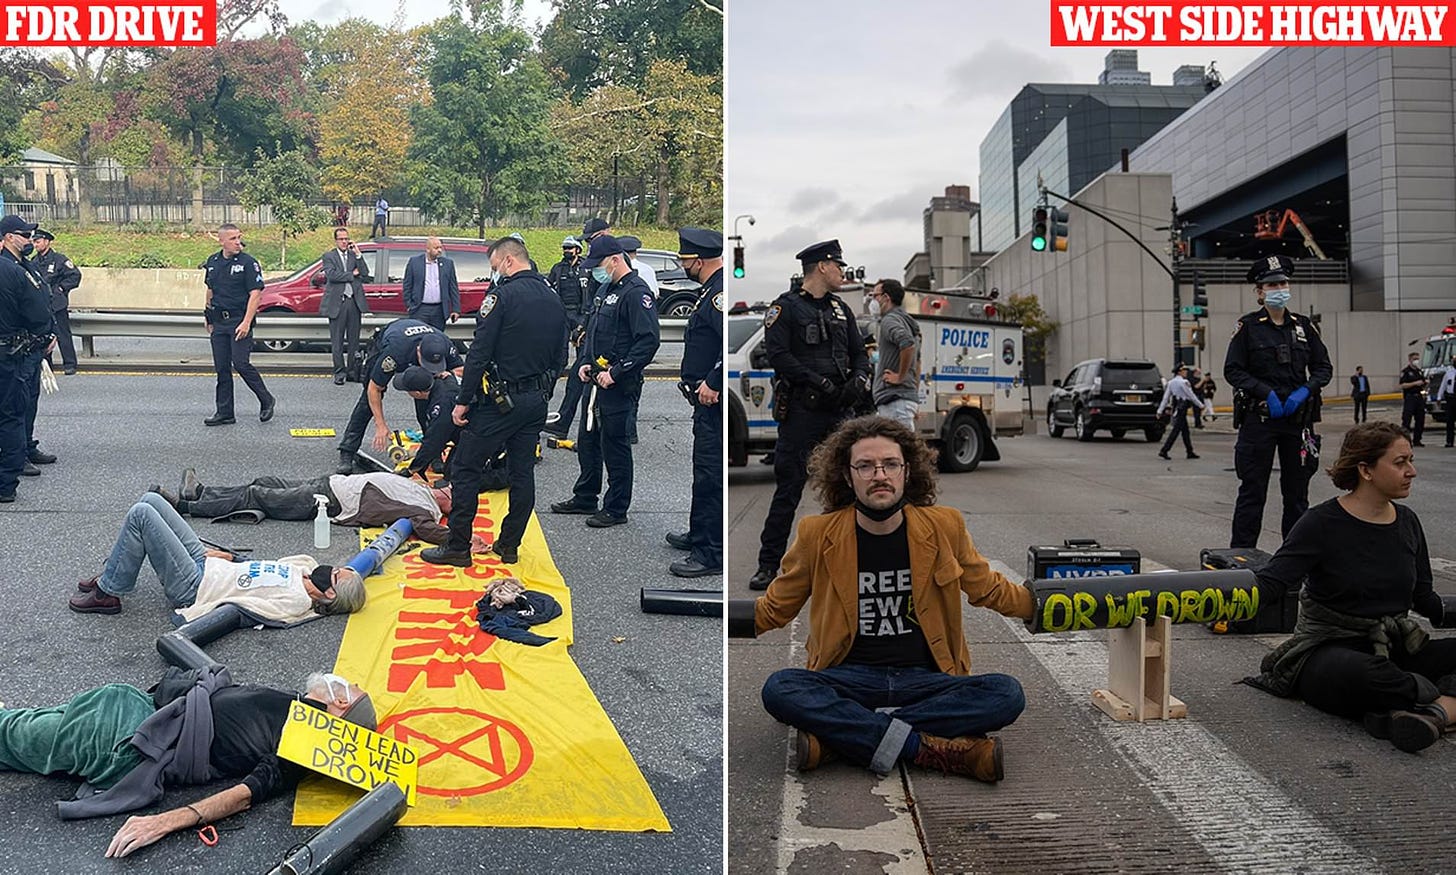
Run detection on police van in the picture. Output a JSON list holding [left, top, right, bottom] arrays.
[[727, 288, 1025, 472], [1416, 318, 1456, 422]]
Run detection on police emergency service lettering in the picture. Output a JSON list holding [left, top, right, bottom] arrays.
[[858, 567, 916, 637], [279, 701, 419, 804], [1038, 585, 1259, 632], [940, 327, 992, 349]]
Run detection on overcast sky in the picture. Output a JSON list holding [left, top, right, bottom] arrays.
[[282, 0, 553, 33], [724, 0, 1268, 303]]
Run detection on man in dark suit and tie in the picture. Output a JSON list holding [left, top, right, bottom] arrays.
[[402, 237, 461, 331], [321, 227, 372, 385]]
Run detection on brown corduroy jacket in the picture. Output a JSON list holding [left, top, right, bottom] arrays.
[[754, 503, 1033, 674]]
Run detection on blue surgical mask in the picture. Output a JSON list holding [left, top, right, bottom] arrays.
[[1264, 289, 1291, 309], [870, 349, 880, 365], [592, 267, 610, 284]]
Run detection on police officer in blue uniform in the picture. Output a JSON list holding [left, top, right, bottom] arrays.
[[421, 237, 568, 567], [550, 234, 660, 527], [202, 223, 274, 426], [1223, 254, 1333, 548], [336, 317, 463, 474], [0, 215, 55, 503], [666, 228, 725, 578], [32, 229, 81, 375], [748, 239, 870, 590]]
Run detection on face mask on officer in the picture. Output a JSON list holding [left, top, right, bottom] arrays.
[[1263, 286, 1291, 310]]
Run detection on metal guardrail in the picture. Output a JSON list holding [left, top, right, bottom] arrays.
[[69, 309, 686, 351]]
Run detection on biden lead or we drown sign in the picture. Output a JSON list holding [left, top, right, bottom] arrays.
[[278, 701, 420, 806]]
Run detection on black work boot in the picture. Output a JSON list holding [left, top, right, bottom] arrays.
[[336, 451, 355, 475]]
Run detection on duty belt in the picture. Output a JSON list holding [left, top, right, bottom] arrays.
[[503, 373, 554, 393]]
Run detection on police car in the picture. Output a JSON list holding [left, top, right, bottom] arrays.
[[727, 288, 1025, 472]]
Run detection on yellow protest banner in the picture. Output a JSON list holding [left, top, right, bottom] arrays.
[[292, 494, 670, 831], [278, 700, 420, 806], [289, 428, 337, 437]]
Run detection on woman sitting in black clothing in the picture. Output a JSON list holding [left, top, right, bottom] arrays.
[[1250, 421, 1456, 753]]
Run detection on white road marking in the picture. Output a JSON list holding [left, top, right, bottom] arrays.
[[992, 559, 1379, 872], [774, 615, 928, 874]]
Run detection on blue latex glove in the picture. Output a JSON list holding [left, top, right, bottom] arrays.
[[1285, 386, 1310, 413], [1266, 390, 1286, 419]]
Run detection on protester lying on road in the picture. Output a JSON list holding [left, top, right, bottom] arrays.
[[1246, 421, 1456, 753], [0, 667, 375, 858], [163, 468, 490, 549], [67, 492, 367, 618], [753, 416, 1033, 783]]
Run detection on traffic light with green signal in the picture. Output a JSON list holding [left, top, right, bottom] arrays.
[[1031, 206, 1048, 252], [733, 245, 745, 278]]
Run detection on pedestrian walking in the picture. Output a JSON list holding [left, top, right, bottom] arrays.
[[1156, 364, 1200, 459], [370, 195, 389, 239], [201, 224, 273, 427]]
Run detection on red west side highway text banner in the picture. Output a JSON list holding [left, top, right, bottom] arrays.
[[1051, 2, 1456, 44], [2, 3, 215, 46]]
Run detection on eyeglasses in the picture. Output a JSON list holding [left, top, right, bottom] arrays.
[[850, 460, 905, 478]]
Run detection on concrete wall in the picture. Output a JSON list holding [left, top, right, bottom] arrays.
[[981, 171, 1455, 406], [68, 268, 290, 311]]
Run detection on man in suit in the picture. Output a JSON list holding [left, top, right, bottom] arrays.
[[1349, 365, 1371, 423], [402, 237, 460, 331], [321, 227, 372, 385]]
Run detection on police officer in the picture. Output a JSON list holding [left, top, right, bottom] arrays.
[[1398, 350, 1428, 447], [550, 234, 660, 527], [336, 317, 463, 474], [0, 215, 54, 502], [421, 237, 568, 567], [1223, 254, 1333, 548], [547, 236, 591, 381], [666, 228, 724, 578], [32, 229, 81, 375], [747, 239, 870, 590], [202, 223, 274, 426]]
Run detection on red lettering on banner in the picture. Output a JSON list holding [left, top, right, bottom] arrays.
[[389, 586, 504, 693]]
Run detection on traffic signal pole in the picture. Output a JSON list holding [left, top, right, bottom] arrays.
[[1170, 197, 1183, 369]]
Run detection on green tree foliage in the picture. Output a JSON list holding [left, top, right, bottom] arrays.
[[539, 0, 722, 98], [1003, 292, 1059, 361], [0, 50, 69, 167], [407, 13, 562, 236], [238, 145, 330, 267]]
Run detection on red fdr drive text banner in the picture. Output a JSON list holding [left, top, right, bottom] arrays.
[[1051, 2, 1456, 45], [3, 3, 215, 46]]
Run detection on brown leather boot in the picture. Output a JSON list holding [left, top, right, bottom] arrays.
[[77, 575, 100, 593], [68, 588, 122, 615], [1389, 702, 1450, 753], [913, 734, 1004, 783], [795, 730, 838, 772]]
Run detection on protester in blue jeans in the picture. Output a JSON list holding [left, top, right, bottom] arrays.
[[65, 492, 365, 619], [753, 416, 1034, 782]]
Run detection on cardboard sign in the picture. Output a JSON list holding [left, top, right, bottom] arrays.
[[289, 428, 337, 437], [278, 700, 419, 805]]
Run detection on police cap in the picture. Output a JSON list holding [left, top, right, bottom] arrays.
[[417, 333, 451, 371], [582, 217, 610, 238], [32, 229, 55, 241], [618, 235, 643, 253], [1246, 254, 1294, 285], [796, 239, 847, 267], [0, 215, 38, 236], [392, 366, 434, 393], [582, 234, 626, 268], [677, 228, 723, 259]]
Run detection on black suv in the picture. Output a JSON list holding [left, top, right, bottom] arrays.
[[1047, 358, 1166, 442]]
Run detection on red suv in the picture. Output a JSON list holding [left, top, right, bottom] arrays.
[[255, 236, 494, 352]]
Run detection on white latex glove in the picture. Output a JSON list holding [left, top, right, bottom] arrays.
[[40, 360, 58, 395]]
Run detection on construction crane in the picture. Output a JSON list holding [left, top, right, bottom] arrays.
[[1253, 208, 1329, 260]]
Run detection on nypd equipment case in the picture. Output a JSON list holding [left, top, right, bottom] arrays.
[[1027, 538, 1141, 581]]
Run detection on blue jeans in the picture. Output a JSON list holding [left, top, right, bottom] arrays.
[[761, 663, 1026, 774], [98, 493, 207, 607]]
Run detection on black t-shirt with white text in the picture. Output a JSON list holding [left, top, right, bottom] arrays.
[[842, 520, 935, 669]]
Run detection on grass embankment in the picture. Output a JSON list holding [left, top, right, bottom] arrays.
[[42, 225, 681, 271]]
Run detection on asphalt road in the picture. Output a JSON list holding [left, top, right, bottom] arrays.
[[0, 374, 720, 874], [728, 402, 1456, 874]]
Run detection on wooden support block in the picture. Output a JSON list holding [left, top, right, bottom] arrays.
[[1091, 614, 1188, 722]]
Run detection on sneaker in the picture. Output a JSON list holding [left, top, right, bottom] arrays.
[[180, 468, 203, 502], [586, 511, 628, 528], [796, 730, 838, 771], [148, 484, 178, 508], [69, 589, 122, 615], [913, 734, 1004, 783]]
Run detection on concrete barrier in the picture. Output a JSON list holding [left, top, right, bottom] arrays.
[[69, 268, 291, 311]]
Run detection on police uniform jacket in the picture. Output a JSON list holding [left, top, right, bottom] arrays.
[[367, 319, 464, 389], [582, 271, 660, 391], [547, 256, 592, 327], [1224, 308, 1332, 402], [0, 250, 53, 340], [33, 249, 81, 312], [203, 250, 265, 318], [680, 267, 724, 392], [764, 288, 868, 391], [456, 271, 568, 408]]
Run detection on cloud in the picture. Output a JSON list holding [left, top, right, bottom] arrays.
[[858, 186, 945, 223], [785, 187, 845, 215], [947, 40, 1073, 102]]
